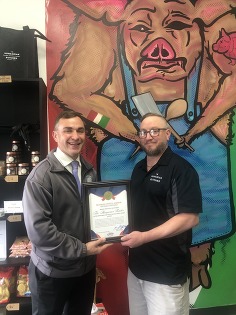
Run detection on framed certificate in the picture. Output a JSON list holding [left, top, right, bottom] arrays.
[[82, 180, 132, 243]]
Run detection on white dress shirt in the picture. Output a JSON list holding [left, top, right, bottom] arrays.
[[54, 148, 82, 182]]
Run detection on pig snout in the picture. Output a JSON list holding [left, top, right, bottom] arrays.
[[141, 38, 176, 60]]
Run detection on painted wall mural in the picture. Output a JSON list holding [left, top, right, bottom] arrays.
[[46, 0, 236, 313]]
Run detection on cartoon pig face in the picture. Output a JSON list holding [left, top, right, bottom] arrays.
[[213, 36, 229, 53], [213, 29, 236, 54], [120, 0, 202, 83]]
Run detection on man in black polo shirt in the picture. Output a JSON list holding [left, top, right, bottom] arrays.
[[121, 113, 202, 315]]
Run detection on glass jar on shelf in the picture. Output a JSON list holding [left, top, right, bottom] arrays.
[[11, 140, 22, 152], [6, 163, 17, 175], [6, 152, 19, 164], [18, 163, 30, 176], [31, 151, 40, 164]]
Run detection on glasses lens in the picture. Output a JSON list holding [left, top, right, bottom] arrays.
[[139, 131, 146, 138], [150, 129, 159, 137]]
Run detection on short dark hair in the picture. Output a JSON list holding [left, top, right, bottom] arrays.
[[54, 110, 84, 130]]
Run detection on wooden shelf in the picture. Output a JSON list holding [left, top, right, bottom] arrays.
[[0, 78, 47, 314]]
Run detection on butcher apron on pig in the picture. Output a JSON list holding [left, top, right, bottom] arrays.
[[99, 54, 233, 245]]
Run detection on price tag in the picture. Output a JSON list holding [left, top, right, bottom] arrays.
[[0, 75, 12, 83], [6, 303, 20, 311], [4, 175, 19, 183], [7, 214, 22, 223]]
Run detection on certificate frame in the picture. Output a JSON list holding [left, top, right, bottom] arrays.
[[82, 180, 132, 243]]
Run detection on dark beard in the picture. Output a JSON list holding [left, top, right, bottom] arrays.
[[140, 141, 167, 157]]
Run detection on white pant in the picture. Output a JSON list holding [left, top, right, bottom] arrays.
[[127, 269, 190, 315]]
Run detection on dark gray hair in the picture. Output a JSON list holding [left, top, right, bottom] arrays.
[[54, 110, 84, 130]]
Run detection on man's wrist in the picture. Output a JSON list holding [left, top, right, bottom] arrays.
[[142, 231, 149, 244]]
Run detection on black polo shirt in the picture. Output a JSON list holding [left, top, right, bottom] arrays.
[[129, 147, 202, 285]]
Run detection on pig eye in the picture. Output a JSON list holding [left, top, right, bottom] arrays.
[[130, 24, 151, 33], [166, 21, 191, 31]]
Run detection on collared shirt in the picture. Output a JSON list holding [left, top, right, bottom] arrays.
[[54, 148, 82, 182], [129, 147, 202, 285]]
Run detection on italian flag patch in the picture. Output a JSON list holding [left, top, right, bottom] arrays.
[[87, 110, 110, 128]]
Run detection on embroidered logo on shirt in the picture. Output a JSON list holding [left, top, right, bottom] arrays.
[[150, 173, 163, 183]]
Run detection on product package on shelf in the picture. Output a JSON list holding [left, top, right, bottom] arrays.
[[0, 266, 16, 304], [91, 303, 108, 315], [0, 265, 31, 303], [9, 236, 31, 258], [16, 265, 30, 297]]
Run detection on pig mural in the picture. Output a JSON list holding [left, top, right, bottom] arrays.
[[47, 0, 236, 311]]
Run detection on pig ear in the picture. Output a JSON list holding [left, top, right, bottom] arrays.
[[220, 28, 229, 38], [64, 0, 128, 22]]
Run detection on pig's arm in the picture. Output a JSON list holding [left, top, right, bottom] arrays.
[[182, 72, 236, 145], [51, 60, 138, 142], [51, 72, 138, 142], [55, 91, 138, 142], [181, 3, 236, 145], [50, 18, 138, 142]]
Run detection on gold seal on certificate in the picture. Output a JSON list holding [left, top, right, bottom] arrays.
[[82, 180, 132, 243]]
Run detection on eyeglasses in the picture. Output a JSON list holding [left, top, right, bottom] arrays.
[[138, 128, 167, 138]]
